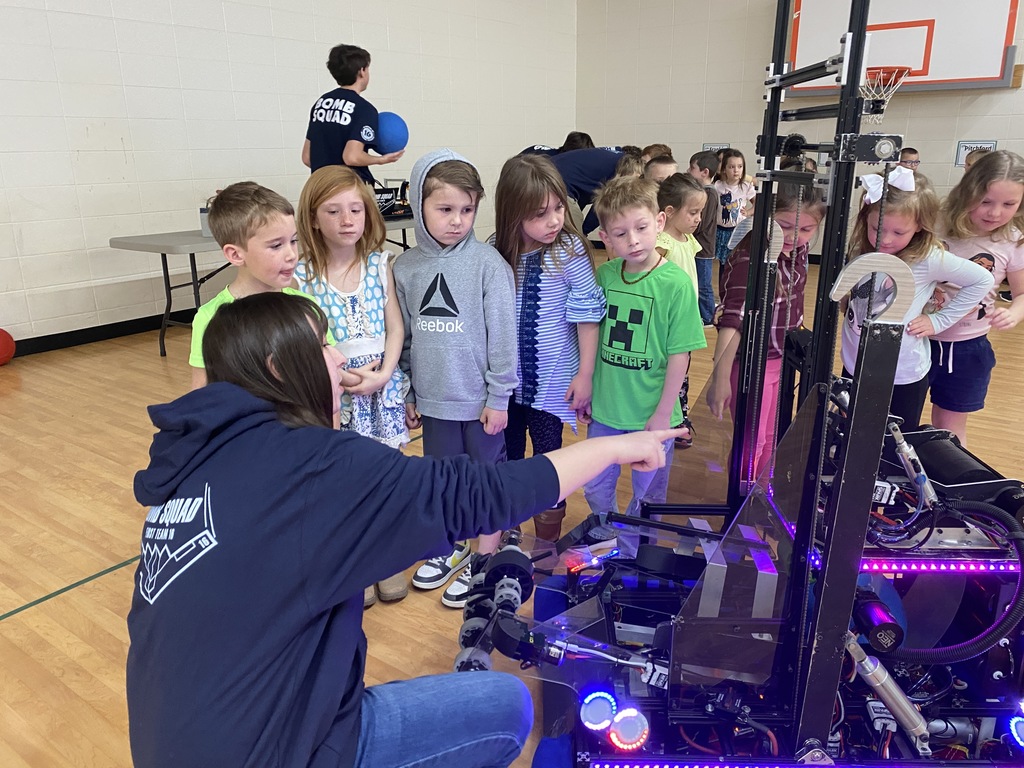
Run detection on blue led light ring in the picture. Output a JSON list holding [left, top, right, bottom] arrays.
[[580, 691, 618, 731]]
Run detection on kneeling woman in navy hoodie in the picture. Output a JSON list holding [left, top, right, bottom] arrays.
[[126, 291, 679, 768]]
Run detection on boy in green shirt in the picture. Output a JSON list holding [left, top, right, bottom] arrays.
[[189, 182, 333, 390], [584, 176, 706, 541]]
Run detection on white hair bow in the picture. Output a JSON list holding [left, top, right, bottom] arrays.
[[860, 165, 915, 204]]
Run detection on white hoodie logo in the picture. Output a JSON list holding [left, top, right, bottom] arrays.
[[138, 484, 218, 604]]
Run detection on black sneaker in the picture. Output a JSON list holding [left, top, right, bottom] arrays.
[[412, 543, 471, 590], [441, 552, 487, 609], [440, 563, 476, 608], [998, 289, 1013, 302], [674, 418, 695, 449]]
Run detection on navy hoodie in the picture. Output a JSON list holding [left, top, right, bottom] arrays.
[[126, 382, 559, 768], [550, 147, 621, 209]]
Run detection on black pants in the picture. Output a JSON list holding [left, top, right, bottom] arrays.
[[504, 401, 564, 461], [842, 368, 928, 430]]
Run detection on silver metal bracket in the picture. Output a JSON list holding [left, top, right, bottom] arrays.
[[830, 251, 916, 324], [837, 133, 902, 163], [765, 62, 779, 98], [837, 32, 852, 86], [797, 740, 836, 765]]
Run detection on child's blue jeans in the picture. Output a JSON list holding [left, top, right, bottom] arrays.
[[583, 420, 675, 555], [695, 257, 716, 323]]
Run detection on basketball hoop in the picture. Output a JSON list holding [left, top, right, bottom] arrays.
[[860, 66, 911, 124]]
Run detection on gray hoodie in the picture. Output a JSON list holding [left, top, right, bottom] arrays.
[[393, 148, 519, 421]]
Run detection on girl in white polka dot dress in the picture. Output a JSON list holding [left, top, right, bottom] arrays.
[[296, 166, 410, 449]]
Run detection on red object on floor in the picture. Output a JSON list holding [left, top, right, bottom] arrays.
[[0, 329, 15, 365]]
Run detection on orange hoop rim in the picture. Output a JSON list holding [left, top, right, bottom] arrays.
[[865, 65, 913, 85]]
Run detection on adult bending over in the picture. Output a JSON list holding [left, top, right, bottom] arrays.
[[126, 292, 679, 768]]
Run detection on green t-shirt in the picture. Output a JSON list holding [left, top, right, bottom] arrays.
[[189, 287, 332, 368], [591, 258, 707, 430]]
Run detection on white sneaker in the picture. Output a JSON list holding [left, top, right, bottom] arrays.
[[441, 557, 479, 609], [412, 543, 471, 590]]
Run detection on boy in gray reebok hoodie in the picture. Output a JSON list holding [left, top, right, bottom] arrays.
[[393, 148, 519, 606]]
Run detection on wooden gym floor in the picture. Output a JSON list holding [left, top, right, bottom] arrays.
[[1, 265, 1021, 767]]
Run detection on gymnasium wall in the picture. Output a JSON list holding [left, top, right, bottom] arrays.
[[6, 0, 1024, 344], [0, 0, 577, 342], [576, 0, 773, 184], [577, 0, 1024, 196]]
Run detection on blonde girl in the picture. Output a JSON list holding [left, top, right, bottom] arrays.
[[840, 168, 993, 431], [296, 167, 411, 604], [929, 150, 1024, 445], [491, 154, 606, 541]]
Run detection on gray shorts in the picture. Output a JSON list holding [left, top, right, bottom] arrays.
[[421, 415, 507, 464]]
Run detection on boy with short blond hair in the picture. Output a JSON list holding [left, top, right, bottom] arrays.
[[641, 143, 673, 163], [644, 154, 679, 184], [190, 182, 329, 390], [584, 177, 706, 541], [393, 148, 519, 608]]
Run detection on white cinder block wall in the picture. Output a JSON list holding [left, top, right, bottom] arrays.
[[0, 0, 577, 342], [6, 0, 1024, 343], [577, 0, 772, 169], [577, 0, 1024, 201]]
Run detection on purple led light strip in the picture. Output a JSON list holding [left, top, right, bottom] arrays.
[[736, 520, 1018, 573], [860, 559, 1017, 573], [588, 763, 909, 768], [588, 763, 816, 768]]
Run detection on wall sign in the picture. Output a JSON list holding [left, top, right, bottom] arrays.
[[955, 140, 997, 167]]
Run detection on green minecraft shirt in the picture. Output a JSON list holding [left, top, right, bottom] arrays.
[[591, 258, 706, 430]]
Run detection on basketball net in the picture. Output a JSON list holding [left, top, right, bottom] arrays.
[[860, 66, 911, 124]]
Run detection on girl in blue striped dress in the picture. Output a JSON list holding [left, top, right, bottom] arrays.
[[491, 154, 607, 540]]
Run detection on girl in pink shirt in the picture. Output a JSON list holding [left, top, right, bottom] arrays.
[[929, 150, 1024, 445], [713, 149, 757, 264]]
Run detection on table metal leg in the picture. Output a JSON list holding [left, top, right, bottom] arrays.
[[189, 253, 201, 308], [159, 252, 171, 357], [157, 253, 230, 356], [385, 224, 412, 252]]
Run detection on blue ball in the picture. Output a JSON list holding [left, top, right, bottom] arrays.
[[376, 111, 409, 154]]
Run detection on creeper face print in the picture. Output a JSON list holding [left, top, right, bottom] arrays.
[[602, 289, 654, 370]]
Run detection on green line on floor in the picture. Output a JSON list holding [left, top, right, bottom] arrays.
[[0, 556, 140, 623], [0, 432, 423, 624]]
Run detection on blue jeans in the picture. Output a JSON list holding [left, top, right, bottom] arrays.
[[347, 672, 532, 767], [583, 421, 675, 555], [695, 257, 715, 323]]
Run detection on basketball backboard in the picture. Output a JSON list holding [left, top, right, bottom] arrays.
[[789, 0, 1018, 93]]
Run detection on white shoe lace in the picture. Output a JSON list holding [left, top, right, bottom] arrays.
[[447, 567, 473, 595]]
